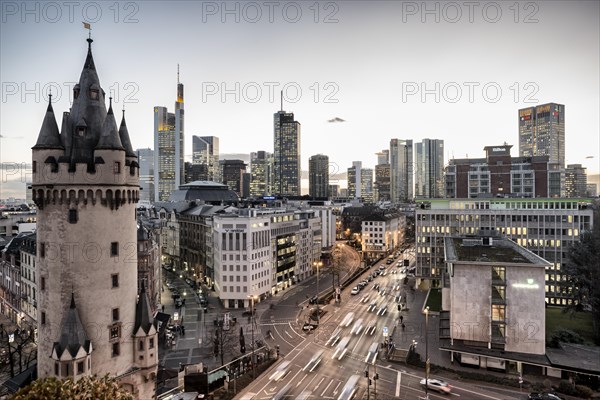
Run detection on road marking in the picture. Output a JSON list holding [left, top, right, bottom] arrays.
[[395, 371, 402, 397], [333, 381, 341, 395], [314, 376, 325, 391], [284, 330, 293, 339], [321, 379, 333, 397], [296, 374, 307, 388]]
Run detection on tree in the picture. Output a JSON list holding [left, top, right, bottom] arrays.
[[12, 375, 134, 399], [563, 204, 600, 344], [0, 325, 36, 378]]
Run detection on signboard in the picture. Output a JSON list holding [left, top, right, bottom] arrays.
[[383, 326, 388, 337]]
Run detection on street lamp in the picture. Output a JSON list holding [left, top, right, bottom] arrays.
[[313, 261, 322, 324], [424, 306, 430, 399], [248, 295, 258, 379]]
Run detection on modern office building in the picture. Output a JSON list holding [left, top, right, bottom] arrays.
[[329, 184, 340, 199], [250, 151, 272, 197], [31, 37, 156, 398], [361, 168, 374, 203], [415, 197, 594, 305], [185, 161, 209, 183], [565, 164, 587, 198], [154, 68, 185, 201], [273, 110, 301, 196], [442, 235, 548, 371], [220, 159, 247, 196], [519, 103, 565, 167], [390, 139, 413, 203], [192, 135, 220, 182], [376, 150, 389, 165], [415, 139, 444, 198], [136, 148, 155, 203], [309, 154, 330, 199], [361, 212, 403, 263], [445, 144, 559, 198], [347, 161, 362, 199], [374, 164, 391, 202]]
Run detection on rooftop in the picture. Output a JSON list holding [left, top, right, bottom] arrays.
[[445, 236, 550, 266]]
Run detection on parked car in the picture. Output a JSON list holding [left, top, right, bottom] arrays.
[[528, 393, 564, 400], [419, 378, 452, 394], [351, 287, 360, 295]]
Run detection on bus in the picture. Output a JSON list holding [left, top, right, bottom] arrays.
[[338, 375, 360, 400]]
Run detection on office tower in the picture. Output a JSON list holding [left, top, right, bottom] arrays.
[[415, 139, 444, 198], [31, 37, 156, 398], [273, 107, 301, 196], [390, 139, 413, 202], [136, 148, 155, 203], [565, 164, 587, 198], [154, 67, 184, 201], [192, 135, 220, 181], [308, 154, 329, 198], [376, 150, 389, 165], [519, 103, 565, 167], [329, 184, 340, 198], [220, 159, 246, 196], [250, 151, 272, 197], [374, 164, 391, 202], [361, 168, 374, 203], [185, 161, 208, 182], [347, 161, 362, 199]]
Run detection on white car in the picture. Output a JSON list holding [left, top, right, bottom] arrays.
[[419, 378, 452, 394], [303, 349, 324, 372], [350, 318, 364, 335], [269, 360, 291, 381], [341, 312, 355, 327], [350, 286, 360, 295]]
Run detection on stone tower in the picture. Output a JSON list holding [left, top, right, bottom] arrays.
[[32, 38, 157, 398]]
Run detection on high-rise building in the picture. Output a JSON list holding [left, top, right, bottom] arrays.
[[273, 109, 301, 196], [192, 135, 220, 181], [376, 150, 389, 166], [31, 38, 156, 398], [220, 159, 246, 196], [185, 161, 208, 182], [136, 148, 154, 203], [565, 164, 587, 198], [347, 161, 362, 199], [154, 67, 184, 201], [519, 103, 565, 167], [328, 184, 340, 198], [415, 139, 444, 198], [308, 154, 329, 199], [390, 139, 413, 202], [250, 151, 272, 197], [361, 168, 374, 203]]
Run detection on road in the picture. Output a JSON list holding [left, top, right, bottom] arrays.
[[236, 249, 526, 400]]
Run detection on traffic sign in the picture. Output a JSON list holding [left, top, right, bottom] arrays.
[[383, 326, 389, 337]]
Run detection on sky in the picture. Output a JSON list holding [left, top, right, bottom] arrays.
[[1, 1, 599, 198]]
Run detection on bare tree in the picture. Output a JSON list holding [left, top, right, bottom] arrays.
[[0, 325, 36, 378]]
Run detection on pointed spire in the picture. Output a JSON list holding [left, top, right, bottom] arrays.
[[33, 94, 63, 149], [96, 96, 124, 151], [84, 38, 95, 70], [134, 281, 156, 335], [119, 107, 136, 157], [52, 293, 92, 359]]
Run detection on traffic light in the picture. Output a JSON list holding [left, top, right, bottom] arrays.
[[397, 304, 401, 311], [365, 370, 369, 377], [374, 373, 379, 380]]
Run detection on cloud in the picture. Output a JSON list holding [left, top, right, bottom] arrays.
[[327, 117, 346, 123]]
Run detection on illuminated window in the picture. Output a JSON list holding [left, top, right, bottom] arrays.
[[491, 305, 505, 321]]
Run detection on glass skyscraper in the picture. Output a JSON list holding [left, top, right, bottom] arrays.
[[308, 154, 329, 198], [415, 138, 444, 198], [273, 110, 301, 196], [192, 135, 220, 182], [519, 103, 565, 167]]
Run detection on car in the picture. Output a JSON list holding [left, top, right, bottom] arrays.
[[419, 378, 452, 394], [269, 360, 291, 381], [308, 295, 318, 305], [367, 300, 378, 312], [350, 318, 364, 335], [528, 393, 565, 400], [326, 327, 343, 346], [372, 284, 380, 291], [303, 349, 325, 372], [303, 323, 317, 332], [350, 287, 360, 295], [341, 312, 355, 327], [376, 304, 387, 316]]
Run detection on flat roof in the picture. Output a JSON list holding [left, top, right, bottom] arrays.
[[446, 237, 550, 266]]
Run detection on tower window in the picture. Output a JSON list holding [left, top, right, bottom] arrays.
[[149, 338, 154, 349], [40, 243, 45, 258], [68, 209, 78, 224], [32, 161, 37, 173], [41, 277, 45, 291], [90, 89, 99, 100], [112, 342, 120, 357], [114, 162, 121, 174], [111, 242, 119, 256], [111, 274, 119, 288], [54, 363, 59, 375], [110, 324, 121, 339], [77, 127, 86, 137], [77, 361, 84, 374], [41, 312, 46, 325], [112, 308, 119, 321], [139, 340, 144, 351]]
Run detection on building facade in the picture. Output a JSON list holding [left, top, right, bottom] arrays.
[[154, 71, 184, 201], [32, 38, 156, 398], [415, 139, 444, 199], [361, 168, 374, 203], [390, 139, 413, 203], [308, 154, 329, 199], [565, 164, 587, 198], [519, 103, 565, 167], [374, 164, 391, 202], [192, 136, 220, 182], [220, 159, 246, 196], [136, 148, 155, 203], [273, 110, 301, 196], [347, 161, 362, 199], [361, 212, 403, 263], [250, 151, 272, 197], [415, 198, 594, 305]]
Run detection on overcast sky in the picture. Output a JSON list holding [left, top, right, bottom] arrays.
[[1, 1, 599, 198]]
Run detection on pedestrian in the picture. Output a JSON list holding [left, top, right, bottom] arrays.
[[401, 323, 405, 331], [162, 305, 165, 313], [182, 325, 186, 336], [400, 315, 404, 324]]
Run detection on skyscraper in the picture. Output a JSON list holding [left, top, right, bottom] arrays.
[[374, 164, 391, 201], [308, 154, 329, 198], [31, 37, 156, 399], [273, 108, 301, 196], [361, 168, 374, 203], [376, 150, 389, 165], [192, 135, 220, 181], [347, 161, 362, 199], [519, 103, 565, 167], [154, 67, 184, 201], [390, 139, 413, 202], [220, 159, 246, 196], [250, 151, 272, 197], [136, 148, 154, 203], [565, 164, 587, 198], [415, 139, 444, 198]]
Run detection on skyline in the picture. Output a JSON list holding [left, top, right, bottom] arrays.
[[1, 1, 599, 199]]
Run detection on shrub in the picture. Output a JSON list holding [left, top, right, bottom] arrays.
[[548, 329, 584, 348], [575, 385, 593, 398]]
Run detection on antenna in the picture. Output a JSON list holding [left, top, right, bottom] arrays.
[[177, 64, 180, 84], [280, 90, 283, 112]]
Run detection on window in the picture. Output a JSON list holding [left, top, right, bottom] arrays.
[[111, 242, 119, 256], [54, 363, 59, 375], [40, 243, 45, 258], [90, 89, 99, 100], [68, 209, 78, 224], [112, 308, 119, 321], [114, 162, 121, 174], [41, 312, 46, 325], [77, 126, 86, 137], [110, 324, 121, 339], [41, 277, 45, 291], [77, 361, 84, 374], [139, 340, 144, 351], [111, 274, 119, 288], [149, 338, 154, 349], [112, 342, 120, 357], [32, 161, 37, 173], [492, 305, 505, 321]]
